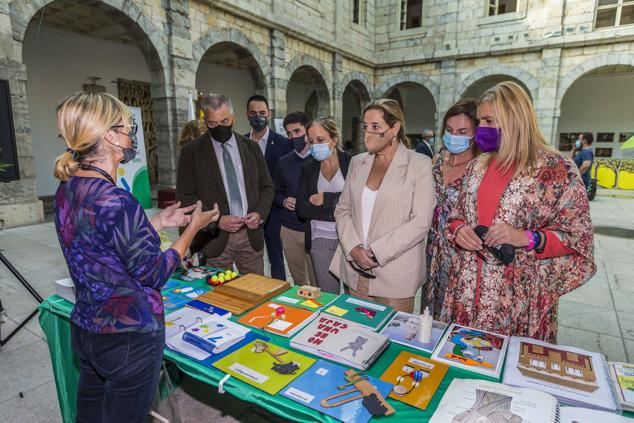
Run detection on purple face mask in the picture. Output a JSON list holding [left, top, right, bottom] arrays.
[[475, 127, 501, 153]]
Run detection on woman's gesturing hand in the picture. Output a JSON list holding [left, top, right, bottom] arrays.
[[190, 201, 220, 232]]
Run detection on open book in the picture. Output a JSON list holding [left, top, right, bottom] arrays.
[[609, 362, 634, 412], [503, 336, 621, 413], [164, 306, 232, 360], [431, 379, 560, 423]]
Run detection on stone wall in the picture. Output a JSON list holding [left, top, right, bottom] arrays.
[[1, 0, 634, 227]]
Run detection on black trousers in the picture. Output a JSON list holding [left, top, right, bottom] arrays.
[[265, 207, 286, 280], [71, 324, 165, 423]]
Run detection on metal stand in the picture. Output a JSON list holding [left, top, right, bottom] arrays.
[[0, 250, 44, 348]]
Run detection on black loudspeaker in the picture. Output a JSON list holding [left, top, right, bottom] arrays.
[[0, 79, 20, 182]]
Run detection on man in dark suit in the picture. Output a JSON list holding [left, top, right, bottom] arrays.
[[415, 128, 435, 159], [244, 95, 293, 280], [177, 94, 274, 275]]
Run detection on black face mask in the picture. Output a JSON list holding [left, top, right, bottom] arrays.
[[209, 125, 233, 143], [119, 145, 137, 164], [248, 116, 268, 132], [291, 136, 306, 153]]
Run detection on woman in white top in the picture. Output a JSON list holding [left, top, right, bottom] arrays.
[[296, 117, 352, 293], [329, 99, 436, 313]]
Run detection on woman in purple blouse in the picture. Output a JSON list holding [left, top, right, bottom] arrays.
[[53, 92, 218, 423]]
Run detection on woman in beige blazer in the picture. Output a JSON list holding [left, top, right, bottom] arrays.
[[329, 99, 436, 313]]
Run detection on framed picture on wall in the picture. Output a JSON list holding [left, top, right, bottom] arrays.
[[0, 79, 20, 182], [595, 148, 613, 158], [596, 133, 615, 143], [558, 133, 580, 151], [619, 132, 634, 143]]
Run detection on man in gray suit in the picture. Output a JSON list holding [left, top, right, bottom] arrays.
[[176, 94, 274, 275]]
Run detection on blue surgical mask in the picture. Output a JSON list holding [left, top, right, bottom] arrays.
[[443, 132, 472, 155], [575, 139, 582, 149], [310, 142, 332, 161]]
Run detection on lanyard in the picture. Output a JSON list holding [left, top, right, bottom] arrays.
[[80, 163, 116, 186]]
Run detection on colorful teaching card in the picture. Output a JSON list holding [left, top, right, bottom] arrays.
[[430, 323, 508, 379]]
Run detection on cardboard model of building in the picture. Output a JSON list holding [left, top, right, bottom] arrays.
[[517, 342, 599, 392], [297, 285, 321, 300]]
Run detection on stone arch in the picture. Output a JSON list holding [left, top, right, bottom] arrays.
[[284, 54, 332, 91], [192, 27, 270, 97], [10, 0, 168, 74], [285, 54, 332, 117], [374, 72, 439, 106], [337, 71, 373, 101], [459, 65, 539, 100], [557, 53, 634, 109]]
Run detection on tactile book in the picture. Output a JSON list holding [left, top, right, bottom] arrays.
[[182, 316, 249, 354], [379, 351, 448, 410], [379, 311, 448, 353], [196, 273, 290, 315], [430, 323, 508, 379], [503, 336, 621, 413], [430, 379, 561, 423], [237, 301, 317, 337], [212, 340, 316, 395], [271, 286, 338, 311], [290, 314, 390, 370], [281, 359, 393, 423], [609, 362, 634, 412], [164, 306, 232, 361], [321, 294, 394, 331]]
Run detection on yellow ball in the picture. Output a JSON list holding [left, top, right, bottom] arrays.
[[231, 272, 238, 278], [211, 275, 219, 282]]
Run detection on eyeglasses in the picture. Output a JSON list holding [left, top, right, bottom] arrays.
[[110, 121, 139, 148], [111, 122, 138, 136]]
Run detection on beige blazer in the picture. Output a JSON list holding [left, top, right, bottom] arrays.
[[329, 143, 436, 298]]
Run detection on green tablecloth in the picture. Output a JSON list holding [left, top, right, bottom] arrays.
[[38, 295, 633, 422]]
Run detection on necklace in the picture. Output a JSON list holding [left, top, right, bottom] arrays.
[[80, 163, 116, 186], [447, 153, 473, 168]]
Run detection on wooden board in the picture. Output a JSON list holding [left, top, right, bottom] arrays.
[[214, 274, 290, 303], [196, 274, 291, 315]]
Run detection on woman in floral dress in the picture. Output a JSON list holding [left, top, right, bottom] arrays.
[[426, 99, 479, 318], [444, 82, 596, 342]]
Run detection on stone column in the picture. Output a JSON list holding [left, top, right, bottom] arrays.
[[156, 0, 196, 189], [268, 29, 287, 121], [436, 59, 458, 135], [535, 48, 562, 146], [0, 1, 43, 227], [332, 52, 344, 130]]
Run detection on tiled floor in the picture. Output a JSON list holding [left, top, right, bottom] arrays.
[[0, 191, 633, 422]]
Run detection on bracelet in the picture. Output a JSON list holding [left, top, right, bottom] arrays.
[[535, 231, 546, 254], [453, 223, 467, 239], [525, 230, 535, 251]]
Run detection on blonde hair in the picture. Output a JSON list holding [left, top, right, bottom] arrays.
[[179, 119, 207, 146], [478, 81, 554, 175], [54, 92, 131, 181], [307, 116, 340, 144], [363, 99, 411, 148]]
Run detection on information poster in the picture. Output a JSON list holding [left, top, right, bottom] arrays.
[[116, 106, 151, 208]]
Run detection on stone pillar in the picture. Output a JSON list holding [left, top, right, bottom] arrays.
[[436, 59, 458, 134], [156, 0, 196, 189], [332, 52, 343, 130], [268, 29, 287, 121], [0, 1, 43, 227], [535, 48, 562, 146]]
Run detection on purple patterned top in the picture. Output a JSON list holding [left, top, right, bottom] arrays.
[[54, 177, 180, 334]]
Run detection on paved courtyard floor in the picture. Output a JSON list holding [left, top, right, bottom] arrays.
[[0, 190, 633, 422]]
